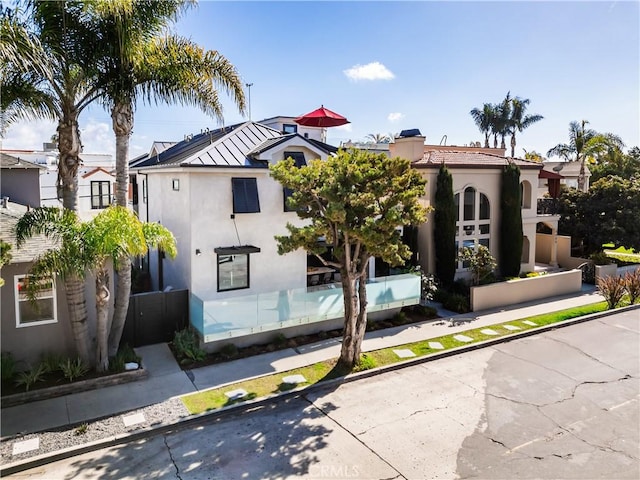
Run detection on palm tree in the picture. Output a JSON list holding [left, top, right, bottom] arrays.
[[2, 2, 106, 363], [547, 120, 625, 191], [495, 92, 512, 150], [508, 97, 543, 157], [16, 206, 176, 371], [89, 0, 246, 356], [469, 103, 494, 148], [365, 133, 391, 144]]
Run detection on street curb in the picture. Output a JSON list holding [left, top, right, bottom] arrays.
[[2, 304, 638, 476]]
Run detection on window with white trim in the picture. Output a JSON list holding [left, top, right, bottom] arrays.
[[14, 275, 57, 327], [454, 187, 491, 270], [91, 181, 111, 209]]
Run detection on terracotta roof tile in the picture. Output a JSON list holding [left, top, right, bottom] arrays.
[[413, 150, 542, 169]]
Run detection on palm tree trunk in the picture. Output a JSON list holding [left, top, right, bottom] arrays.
[[95, 268, 111, 372], [511, 133, 517, 157], [57, 109, 92, 365], [64, 274, 92, 365], [109, 101, 134, 356], [108, 255, 131, 356], [577, 159, 586, 192], [484, 133, 489, 148]]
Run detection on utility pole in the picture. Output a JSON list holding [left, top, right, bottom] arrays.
[[245, 83, 253, 120]]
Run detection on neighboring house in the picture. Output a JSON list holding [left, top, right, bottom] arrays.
[[257, 116, 324, 141], [0, 201, 74, 366], [131, 120, 421, 349], [0, 144, 115, 218], [0, 153, 45, 207], [542, 161, 590, 191], [389, 130, 561, 278]]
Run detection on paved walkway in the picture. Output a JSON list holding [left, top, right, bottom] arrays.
[[1, 285, 613, 467]]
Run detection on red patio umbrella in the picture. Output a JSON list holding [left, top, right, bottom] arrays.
[[294, 105, 350, 128]]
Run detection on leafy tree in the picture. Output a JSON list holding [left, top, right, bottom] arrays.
[[522, 149, 545, 162], [470, 103, 494, 148], [15, 206, 176, 371], [508, 97, 543, 157], [558, 176, 640, 255], [434, 164, 456, 286], [547, 120, 625, 192], [458, 245, 496, 286], [88, 0, 246, 356], [270, 149, 428, 371], [590, 146, 640, 182], [500, 163, 523, 277]]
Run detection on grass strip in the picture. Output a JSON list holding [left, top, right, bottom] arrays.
[[181, 301, 608, 414]]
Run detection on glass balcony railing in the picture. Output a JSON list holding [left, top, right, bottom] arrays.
[[190, 273, 421, 343]]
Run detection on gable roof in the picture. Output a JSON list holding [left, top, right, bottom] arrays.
[[248, 133, 338, 156], [0, 152, 46, 170], [0, 202, 57, 263], [413, 150, 542, 170], [82, 167, 115, 179]]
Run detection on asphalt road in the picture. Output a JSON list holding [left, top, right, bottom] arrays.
[[10, 309, 639, 480]]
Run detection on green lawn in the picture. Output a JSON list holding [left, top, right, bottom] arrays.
[[181, 301, 609, 415]]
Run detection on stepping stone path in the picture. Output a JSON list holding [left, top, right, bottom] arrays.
[[122, 412, 146, 428], [428, 341, 445, 350], [503, 324, 521, 331], [393, 349, 416, 359], [282, 374, 307, 385], [225, 388, 248, 400], [453, 334, 473, 343], [522, 320, 537, 326], [13, 438, 39, 456], [480, 328, 499, 336]]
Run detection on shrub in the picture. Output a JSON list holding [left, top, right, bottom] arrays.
[[458, 245, 497, 286], [15, 363, 46, 391], [623, 270, 640, 304], [60, 358, 89, 382], [442, 292, 470, 313], [173, 328, 206, 364], [109, 345, 140, 373], [218, 343, 238, 359], [1, 352, 16, 382], [392, 311, 409, 325], [74, 423, 89, 436], [590, 251, 612, 266], [597, 276, 626, 309], [271, 333, 287, 349], [40, 352, 66, 374]]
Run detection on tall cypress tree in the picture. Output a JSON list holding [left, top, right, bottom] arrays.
[[500, 163, 523, 277], [434, 164, 457, 286]]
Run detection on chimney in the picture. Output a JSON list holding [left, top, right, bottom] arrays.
[[389, 129, 425, 162]]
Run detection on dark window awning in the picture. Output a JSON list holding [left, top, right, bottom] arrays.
[[214, 245, 261, 255]]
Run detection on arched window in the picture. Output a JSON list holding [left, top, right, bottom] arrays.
[[520, 181, 532, 209], [455, 187, 491, 271]]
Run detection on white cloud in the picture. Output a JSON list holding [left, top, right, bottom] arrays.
[[388, 112, 404, 122], [80, 119, 113, 156], [2, 119, 57, 150], [343, 61, 395, 81]]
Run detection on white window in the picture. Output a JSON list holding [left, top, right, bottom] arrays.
[[14, 275, 57, 327]]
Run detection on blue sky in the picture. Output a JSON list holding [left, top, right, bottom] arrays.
[[3, 1, 639, 160]]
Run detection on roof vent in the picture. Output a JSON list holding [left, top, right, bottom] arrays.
[[398, 129, 422, 138]]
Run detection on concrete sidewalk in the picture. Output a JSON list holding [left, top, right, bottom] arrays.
[[1, 285, 605, 440]]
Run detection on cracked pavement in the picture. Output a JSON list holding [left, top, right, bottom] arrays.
[[9, 309, 638, 479]]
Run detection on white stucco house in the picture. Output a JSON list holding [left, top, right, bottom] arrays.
[[131, 121, 422, 349]]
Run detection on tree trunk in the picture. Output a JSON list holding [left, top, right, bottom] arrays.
[[57, 109, 92, 364], [577, 159, 586, 192], [108, 255, 131, 356], [64, 274, 92, 365], [493, 135, 498, 149], [108, 101, 134, 356], [337, 271, 360, 371], [500, 135, 506, 150], [484, 133, 489, 148], [112, 102, 133, 207], [95, 268, 111, 372], [510, 133, 516, 157]]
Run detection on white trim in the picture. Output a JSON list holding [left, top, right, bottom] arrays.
[[14, 274, 58, 328]]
